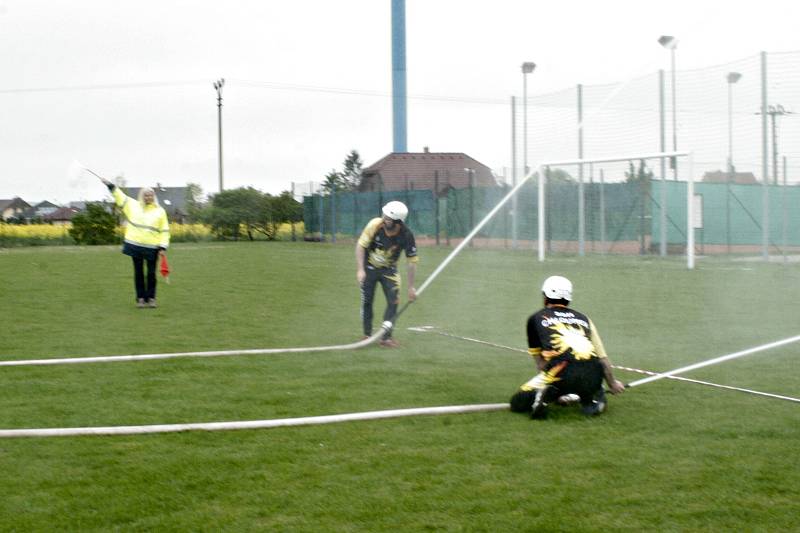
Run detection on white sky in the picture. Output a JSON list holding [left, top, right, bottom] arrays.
[[1, 0, 798, 204]]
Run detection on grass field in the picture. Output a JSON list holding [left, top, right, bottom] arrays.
[[1, 241, 799, 531]]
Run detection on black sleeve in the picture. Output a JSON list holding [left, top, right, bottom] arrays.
[[526, 314, 541, 351], [106, 182, 115, 192], [405, 230, 417, 259]]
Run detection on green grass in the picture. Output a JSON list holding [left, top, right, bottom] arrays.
[[1, 242, 799, 531]]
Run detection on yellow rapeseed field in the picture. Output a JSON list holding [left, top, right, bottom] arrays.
[[0, 223, 71, 240], [0, 222, 305, 245]]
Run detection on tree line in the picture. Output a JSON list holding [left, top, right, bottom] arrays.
[[70, 150, 366, 244]]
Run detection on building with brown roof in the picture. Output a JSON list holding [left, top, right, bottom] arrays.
[[0, 197, 31, 221], [43, 206, 82, 226], [702, 170, 758, 184], [360, 149, 496, 196]]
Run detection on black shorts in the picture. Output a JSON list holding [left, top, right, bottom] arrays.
[[549, 358, 605, 401], [122, 242, 159, 261]]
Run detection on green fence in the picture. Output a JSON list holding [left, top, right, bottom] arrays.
[[652, 181, 800, 249], [303, 181, 800, 252], [303, 182, 646, 246]]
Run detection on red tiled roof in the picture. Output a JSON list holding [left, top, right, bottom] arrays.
[[702, 170, 758, 184], [43, 206, 81, 221], [361, 152, 495, 194]]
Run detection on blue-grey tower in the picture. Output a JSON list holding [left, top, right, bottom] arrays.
[[391, 0, 408, 152]]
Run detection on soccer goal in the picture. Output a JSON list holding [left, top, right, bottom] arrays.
[[529, 151, 699, 267]]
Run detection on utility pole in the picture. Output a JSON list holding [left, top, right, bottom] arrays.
[[756, 104, 793, 185], [213, 78, 225, 192]]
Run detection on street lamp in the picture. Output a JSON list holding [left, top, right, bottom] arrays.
[[658, 36, 678, 180], [213, 78, 225, 192], [726, 72, 742, 174], [521, 62, 536, 177], [725, 71, 742, 254]]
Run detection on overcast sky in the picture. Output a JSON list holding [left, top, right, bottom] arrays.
[[1, 0, 798, 204]]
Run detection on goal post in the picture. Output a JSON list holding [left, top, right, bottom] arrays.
[[533, 151, 694, 267]]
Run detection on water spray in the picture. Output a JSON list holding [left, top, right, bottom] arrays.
[[409, 326, 800, 404], [626, 333, 800, 388]]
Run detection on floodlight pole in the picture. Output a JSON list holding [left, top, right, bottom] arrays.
[[214, 78, 225, 192], [521, 62, 536, 178], [577, 83, 585, 256], [658, 69, 667, 256], [726, 72, 742, 254], [510, 96, 518, 249], [658, 36, 678, 182]]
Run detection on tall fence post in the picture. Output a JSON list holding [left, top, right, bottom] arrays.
[[353, 190, 359, 239], [659, 69, 667, 257], [331, 188, 337, 243], [600, 169, 607, 253], [760, 50, 769, 261], [309, 182, 314, 240], [511, 95, 518, 250], [782, 155, 788, 263], [318, 188, 325, 242], [639, 165, 647, 255], [469, 169, 474, 247], [577, 83, 585, 256], [434, 171, 440, 245], [545, 167, 552, 254], [445, 172, 451, 247], [378, 173, 384, 216], [291, 182, 296, 242]]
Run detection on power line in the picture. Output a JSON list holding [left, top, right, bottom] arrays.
[[0, 80, 209, 94]]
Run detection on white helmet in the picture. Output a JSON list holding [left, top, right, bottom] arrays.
[[542, 275, 572, 301], [382, 201, 408, 223]]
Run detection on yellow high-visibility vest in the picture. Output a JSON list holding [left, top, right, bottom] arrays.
[[112, 187, 170, 249]]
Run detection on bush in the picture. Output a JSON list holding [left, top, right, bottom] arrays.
[[69, 203, 119, 245]]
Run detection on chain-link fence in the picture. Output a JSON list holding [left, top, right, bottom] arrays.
[[300, 51, 800, 259], [301, 158, 800, 260]]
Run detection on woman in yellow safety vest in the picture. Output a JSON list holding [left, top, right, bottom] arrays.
[[98, 176, 170, 308]]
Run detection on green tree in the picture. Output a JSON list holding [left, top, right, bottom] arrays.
[[341, 149, 363, 190], [545, 168, 575, 183], [197, 187, 302, 241], [185, 182, 205, 222], [201, 187, 264, 240], [69, 203, 119, 245], [322, 149, 364, 193], [321, 170, 345, 195], [271, 191, 303, 224], [625, 160, 654, 186]]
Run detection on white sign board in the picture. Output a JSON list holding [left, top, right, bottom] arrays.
[[692, 194, 703, 229]]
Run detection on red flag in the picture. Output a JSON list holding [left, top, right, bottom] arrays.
[[159, 254, 170, 284]]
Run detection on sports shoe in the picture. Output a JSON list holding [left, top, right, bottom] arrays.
[[556, 393, 581, 406], [530, 387, 549, 419], [581, 389, 607, 416], [379, 338, 400, 348], [136, 298, 146, 308], [148, 299, 157, 308]]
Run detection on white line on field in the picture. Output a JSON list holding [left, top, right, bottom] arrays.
[[410, 326, 800, 404]]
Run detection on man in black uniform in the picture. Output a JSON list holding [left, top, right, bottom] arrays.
[[355, 201, 418, 347], [510, 275, 625, 418]]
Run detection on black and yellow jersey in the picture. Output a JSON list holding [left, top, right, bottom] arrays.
[[526, 305, 607, 364], [357, 217, 418, 270]]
